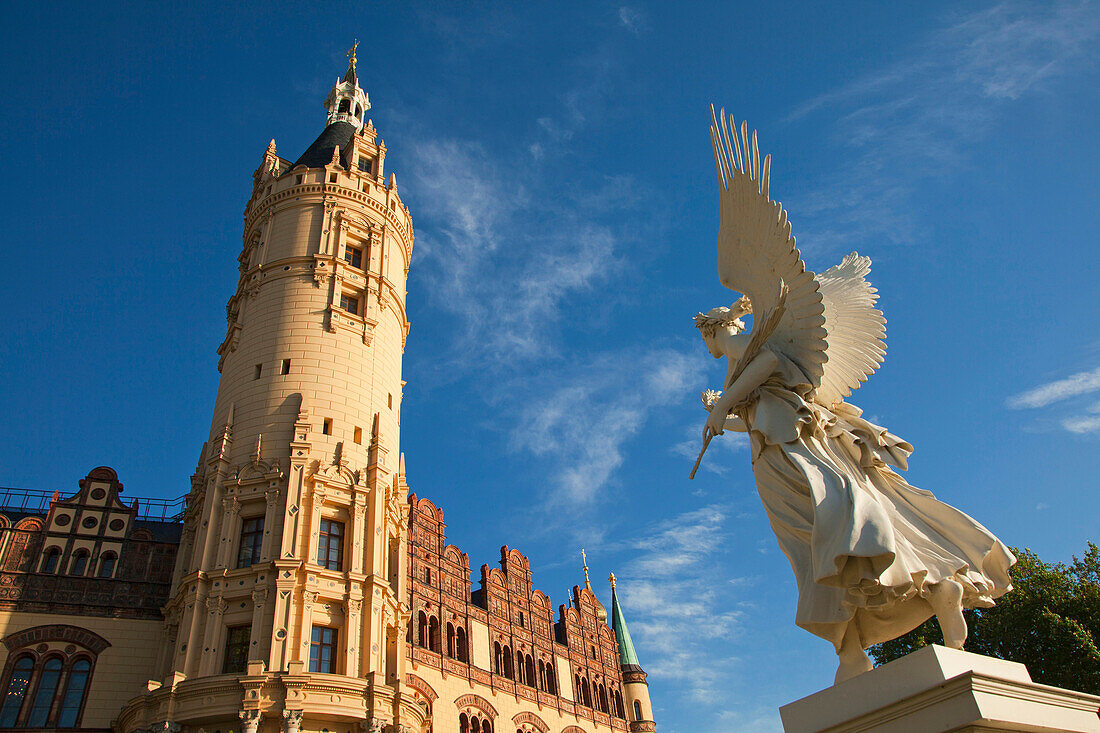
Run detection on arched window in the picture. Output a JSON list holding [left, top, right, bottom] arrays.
[[493, 642, 502, 674], [428, 616, 440, 653], [633, 700, 642, 721], [446, 623, 456, 658], [598, 683, 609, 713], [460, 713, 469, 733], [417, 612, 428, 648], [502, 646, 513, 679], [0, 656, 33, 726], [545, 663, 556, 694], [57, 658, 91, 727], [525, 655, 535, 689], [70, 550, 89, 576], [614, 689, 625, 718], [582, 678, 592, 708], [41, 547, 61, 574], [470, 718, 480, 733], [338, 99, 351, 114], [456, 626, 467, 662], [97, 552, 117, 578], [27, 657, 62, 726]]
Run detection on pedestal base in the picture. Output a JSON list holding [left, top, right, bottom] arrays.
[[780, 645, 1100, 733]]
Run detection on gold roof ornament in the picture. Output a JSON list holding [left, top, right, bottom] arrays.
[[347, 39, 359, 69], [581, 548, 591, 591]]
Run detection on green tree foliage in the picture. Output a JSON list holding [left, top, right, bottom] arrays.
[[868, 544, 1100, 694]]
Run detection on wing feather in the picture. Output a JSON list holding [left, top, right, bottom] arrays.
[[710, 108, 827, 389], [814, 252, 887, 407]]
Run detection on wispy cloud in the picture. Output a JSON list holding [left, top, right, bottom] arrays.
[[1008, 366, 1100, 435], [617, 504, 744, 703], [786, 1, 1100, 255], [513, 348, 701, 503], [1008, 366, 1100, 408], [618, 6, 646, 36]]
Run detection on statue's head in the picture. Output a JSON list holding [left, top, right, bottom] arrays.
[[694, 305, 746, 340]]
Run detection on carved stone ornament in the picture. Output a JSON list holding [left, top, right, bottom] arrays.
[[151, 723, 181, 733], [282, 709, 304, 733], [239, 710, 262, 733]]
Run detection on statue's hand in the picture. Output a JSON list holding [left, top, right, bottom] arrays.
[[705, 408, 727, 437]]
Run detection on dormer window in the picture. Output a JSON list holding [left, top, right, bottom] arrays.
[[357, 158, 373, 173]]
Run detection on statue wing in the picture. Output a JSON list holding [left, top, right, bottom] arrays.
[[813, 253, 887, 408], [710, 108, 827, 389]]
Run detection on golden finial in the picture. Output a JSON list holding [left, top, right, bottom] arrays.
[[609, 572, 616, 589], [347, 39, 359, 69], [581, 548, 591, 591]]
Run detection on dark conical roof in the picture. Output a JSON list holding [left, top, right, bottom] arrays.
[[285, 121, 356, 174], [343, 63, 358, 85]]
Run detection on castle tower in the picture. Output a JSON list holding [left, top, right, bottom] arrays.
[[610, 574, 657, 732], [119, 45, 422, 733]]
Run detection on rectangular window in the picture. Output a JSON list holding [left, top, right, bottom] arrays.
[[340, 293, 360, 315], [309, 626, 338, 673], [357, 157, 373, 173], [316, 519, 344, 571], [328, 173, 338, 183], [281, 359, 291, 375], [253, 363, 262, 380], [236, 516, 264, 568], [223, 625, 251, 673], [353, 426, 362, 444], [322, 418, 332, 435], [296, 175, 304, 185], [343, 245, 363, 269]]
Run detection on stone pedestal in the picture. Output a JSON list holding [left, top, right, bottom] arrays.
[[780, 645, 1100, 733]]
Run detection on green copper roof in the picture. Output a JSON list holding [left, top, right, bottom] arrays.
[[610, 585, 641, 668]]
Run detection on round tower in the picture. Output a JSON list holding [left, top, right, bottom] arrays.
[[118, 46, 421, 733], [610, 574, 657, 732]]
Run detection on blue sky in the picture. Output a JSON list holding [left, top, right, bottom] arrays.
[[2, 2, 1099, 731]]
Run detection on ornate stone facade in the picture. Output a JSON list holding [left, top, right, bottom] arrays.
[[0, 49, 657, 733]]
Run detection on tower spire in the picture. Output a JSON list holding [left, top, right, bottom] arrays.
[[324, 42, 370, 130], [582, 548, 592, 591], [609, 574, 656, 730], [609, 573, 640, 668]]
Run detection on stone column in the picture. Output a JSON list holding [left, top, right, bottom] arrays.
[[349, 497, 368, 574], [298, 591, 318, 666], [307, 488, 326, 567], [249, 587, 268, 662], [216, 496, 241, 569], [344, 598, 362, 676], [198, 596, 228, 675], [239, 711, 262, 733], [260, 488, 280, 562], [181, 597, 205, 676], [282, 710, 303, 733]]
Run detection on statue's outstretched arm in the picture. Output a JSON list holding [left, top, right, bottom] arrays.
[[705, 349, 778, 436]]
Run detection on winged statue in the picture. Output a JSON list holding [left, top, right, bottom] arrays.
[[693, 108, 1015, 683]]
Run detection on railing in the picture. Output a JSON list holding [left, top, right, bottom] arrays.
[[0, 487, 186, 522]]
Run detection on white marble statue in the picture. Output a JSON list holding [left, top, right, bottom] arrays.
[[693, 108, 1015, 683]]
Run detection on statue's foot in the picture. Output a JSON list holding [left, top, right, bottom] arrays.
[[928, 579, 967, 649], [835, 627, 873, 684], [835, 650, 873, 684]]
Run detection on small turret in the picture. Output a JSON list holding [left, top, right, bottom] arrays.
[[323, 40, 370, 130], [610, 573, 657, 732]]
